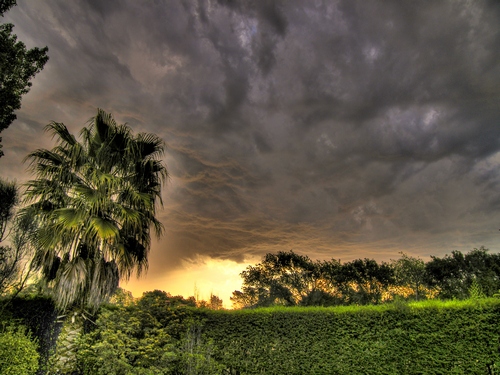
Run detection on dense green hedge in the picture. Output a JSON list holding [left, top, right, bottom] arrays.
[[197, 299, 500, 374]]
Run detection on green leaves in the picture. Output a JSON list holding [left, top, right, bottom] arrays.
[[0, 325, 39, 375], [45, 122, 77, 146], [0, 4, 48, 156], [21, 109, 168, 311], [55, 208, 85, 228], [77, 303, 178, 375], [201, 299, 500, 374], [70, 292, 500, 374], [233, 251, 398, 308], [0, 178, 17, 240], [89, 217, 119, 240], [76, 294, 227, 375]]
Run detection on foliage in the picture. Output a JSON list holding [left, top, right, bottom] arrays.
[[136, 290, 197, 339], [77, 304, 177, 375], [232, 251, 396, 308], [0, 324, 39, 375], [231, 251, 328, 308], [177, 320, 225, 375], [196, 293, 224, 310], [62, 289, 500, 374], [109, 287, 135, 306], [233, 248, 500, 308], [390, 252, 436, 300], [200, 299, 500, 374], [0, 0, 49, 157], [21, 109, 168, 311], [332, 258, 394, 305], [76, 293, 224, 375], [426, 247, 500, 299], [0, 177, 17, 239], [0, 178, 18, 293], [2, 296, 59, 372], [469, 278, 486, 299], [0, 179, 38, 300]]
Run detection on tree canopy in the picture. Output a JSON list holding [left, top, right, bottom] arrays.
[[21, 109, 168, 310], [0, 0, 48, 156], [0, 178, 37, 300], [232, 248, 500, 308]]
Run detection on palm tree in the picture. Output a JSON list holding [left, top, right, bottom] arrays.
[[21, 109, 168, 372], [22, 109, 167, 310]]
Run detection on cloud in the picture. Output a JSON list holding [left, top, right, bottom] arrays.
[[1, 0, 500, 298]]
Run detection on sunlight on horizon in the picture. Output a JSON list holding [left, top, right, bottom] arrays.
[[123, 256, 255, 309]]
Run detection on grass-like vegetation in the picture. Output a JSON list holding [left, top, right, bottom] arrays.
[[209, 296, 500, 315]]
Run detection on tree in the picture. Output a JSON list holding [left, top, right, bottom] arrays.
[[197, 293, 224, 310], [0, 179, 37, 302], [425, 247, 500, 299], [310, 259, 344, 305], [425, 250, 468, 299], [231, 251, 319, 308], [391, 252, 428, 301], [136, 290, 196, 336], [76, 303, 177, 375], [231, 252, 398, 308], [0, 178, 18, 295], [21, 109, 168, 311], [230, 289, 259, 309], [0, 325, 40, 375], [22, 109, 167, 373], [77, 294, 224, 375], [0, 0, 49, 157], [463, 247, 500, 297], [334, 258, 394, 305], [0, 177, 17, 241]]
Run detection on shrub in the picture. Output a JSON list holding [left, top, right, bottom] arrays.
[[77, 305, 177, 375], [0, 324, 39, 375], [177, 320, 225, 375]]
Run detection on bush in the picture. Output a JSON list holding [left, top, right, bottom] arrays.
[[177, 320, 225, 375], [77, 305, 177, 375], [77, 303, 225, 375], [0, 325, 39, 375], [5, 296, 59, 370]]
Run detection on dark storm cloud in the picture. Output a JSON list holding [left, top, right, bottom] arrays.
[[1, 0, 500, 280]]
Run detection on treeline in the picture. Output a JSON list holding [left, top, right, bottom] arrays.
[[231, 248, 500, 308]]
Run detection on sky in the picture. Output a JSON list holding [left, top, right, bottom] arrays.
[[1, 0, 499, 307]]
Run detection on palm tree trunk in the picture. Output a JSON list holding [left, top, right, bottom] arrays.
[[48, 311, 83, 375]]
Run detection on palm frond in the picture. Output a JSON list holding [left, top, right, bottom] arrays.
[[89, 217, 119, 240], [87, 259, 119, 308], [134, 132, 166, 159], [54, 208, 85, 228], [52, 256, 88, 310], [115, 236, 148, 279], [24, 149, 64, 169], [23, 109, 168, 311], [44, 122, 77, 146]]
